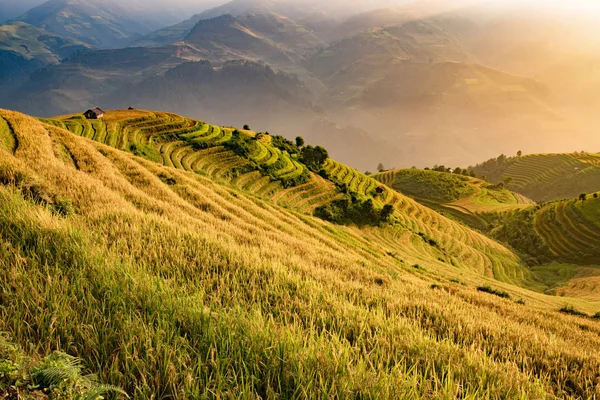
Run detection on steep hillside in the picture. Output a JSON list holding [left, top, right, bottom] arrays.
[[471, 153, 600, 202], [374, 168, 533, 230], [42, 109, 544, 287], [132, 0, 333, 48], [16, 0, 152, 48], [0, 21, 90, 91], [0, 0, 46, 24], [308, 21, 476, 85], [0, 21, 90, 64], [182, 13, 324, 67], [533, 195, 600, 264], [2, 108, 600, 398], [483, 194, 600, 297]]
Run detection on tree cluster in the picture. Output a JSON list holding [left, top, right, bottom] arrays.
[[301, 145, 329, 172], [315, 195, 395, 226]]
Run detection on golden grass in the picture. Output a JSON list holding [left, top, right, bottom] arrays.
[[2, 109, 600, 398]]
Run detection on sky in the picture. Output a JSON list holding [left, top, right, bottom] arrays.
[[4, 0, 600, 25]]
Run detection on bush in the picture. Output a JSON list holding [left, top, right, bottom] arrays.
[[225, 133, 258, 158], [315, 195, 390, 226], [272, 135, 300, 155], [0, 334, 125, 399], [477, 285, 511, 299], [301, 145, 329, 172], [490, 208, 553, 265], [52, 197, 75, 217], [559, 305, 588, 317]]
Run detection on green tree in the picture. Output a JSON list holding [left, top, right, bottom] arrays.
[[243, 124, 250, 130], [381, 204, 394, 221], [454, 167, 463, 175], [517, 150, 522, 157], [377, 163, 385, 172], [579, 193, 588, 202], [295, 136, 305, 148], [594, 193, 599, 199], [301, 145, 329, 172]]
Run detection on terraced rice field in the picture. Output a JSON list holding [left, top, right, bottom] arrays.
[[322, 160, 379, 198], [474, 153, 600, 202], [534, 196, 600, 263], [46, 110, 324, 211], [373, 169, 533, 230], [41, 110, 541, 286], [505, 154, 590, 190]]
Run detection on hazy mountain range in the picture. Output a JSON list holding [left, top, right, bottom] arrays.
[[2, 0, 600, 170]]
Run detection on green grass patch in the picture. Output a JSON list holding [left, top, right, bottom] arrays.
[[129, 143, 161, 163]]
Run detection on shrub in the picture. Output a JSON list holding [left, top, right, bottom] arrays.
[[0, 334, 125, 399], [225, 134, 258, 158], [52, 197, 75, 217], [301, 145, 329, 172], [477, 285, 511, 299], [559, 305, 588, 317], [272, 135, 300, 155], [315, 195, 390, 226], [381, 204, 395, 221]]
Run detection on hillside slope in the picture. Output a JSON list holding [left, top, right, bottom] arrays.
[[374, 168, 533, 230], [16, 0, 152, 48], [533, 195, 600, 264], [471, 153, 600, 202], [0, 21, 90, 64], [2, 108, 600, 398], [42, 109, 538, 288]]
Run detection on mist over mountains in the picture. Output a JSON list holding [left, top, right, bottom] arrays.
[[2, 0, 600, 170]]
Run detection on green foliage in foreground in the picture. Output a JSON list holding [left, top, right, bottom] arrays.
[[0, 334, 124, 399]]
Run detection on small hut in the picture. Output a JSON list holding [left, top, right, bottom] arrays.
[[83, 107, 104, 120]]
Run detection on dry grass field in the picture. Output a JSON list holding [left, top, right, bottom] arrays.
[[1, 109, 600, 398]]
